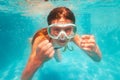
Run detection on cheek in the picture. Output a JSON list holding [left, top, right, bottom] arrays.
[[52, 39, 59, 44]]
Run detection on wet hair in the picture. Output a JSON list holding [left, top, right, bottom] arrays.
[[47, 7, 75, 25]]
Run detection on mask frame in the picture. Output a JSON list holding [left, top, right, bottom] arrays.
[[47, 23, 77, 40]]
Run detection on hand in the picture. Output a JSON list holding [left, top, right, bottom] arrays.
[[73, 34, 101, 62], [80, 35, 97, 52], [36, 40, 55, 62]]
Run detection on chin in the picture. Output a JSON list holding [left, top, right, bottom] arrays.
[[52, 39, 69, 47], [57, 40, 68, 46]]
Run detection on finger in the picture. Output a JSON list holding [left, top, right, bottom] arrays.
[[81, 42, 96, 50], [38, 40, 49, 49], [45, 46, 54, 55], [82, 42, 96, 47], [81, 35, 95, 40], [90, 35, 94, 39], [88, 40, 95, 44], [41, 42, 52, 52], [81, 35, 91, 39], [80, 39, 86, 44], [80, 40, 93, 45], [85, 43, 95, 47], [82, 47, 91, 52], [37, 40, 50, 54], [45, 46, 54, 57], [48, 50, 55, 58], [88, 36, 95, 41], [81, 36, 95, 44]]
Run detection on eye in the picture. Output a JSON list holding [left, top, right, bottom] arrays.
[[65, 27, 72, 32], [51, 27, 61, 36], [54, 28, 60, 32]]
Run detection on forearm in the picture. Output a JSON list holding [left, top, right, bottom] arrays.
[[73, 34, 102, 62], [21, 58, 42, 80], [84, 45, 102, 62]]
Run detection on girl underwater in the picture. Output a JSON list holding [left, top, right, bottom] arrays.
[[21, 7, 102, 80]]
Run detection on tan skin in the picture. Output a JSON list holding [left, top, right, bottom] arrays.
[[21, 18, 102, 80]]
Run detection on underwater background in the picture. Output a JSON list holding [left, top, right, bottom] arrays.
[[0, 0, 120, 80]]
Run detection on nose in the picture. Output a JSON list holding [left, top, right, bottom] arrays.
[[61, 33, 65, 37], [59, 33, 66, 40]]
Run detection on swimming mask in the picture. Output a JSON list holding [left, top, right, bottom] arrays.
[[47, 23, 77, 40]]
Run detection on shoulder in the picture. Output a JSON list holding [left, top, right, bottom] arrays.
[[32, 28, 52, 45], [71, 34, 81, 41]]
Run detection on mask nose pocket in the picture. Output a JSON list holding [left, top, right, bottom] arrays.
[[58, 30, 67, 40]]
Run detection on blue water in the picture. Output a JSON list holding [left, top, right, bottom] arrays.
[[0, 0, 120, 80]]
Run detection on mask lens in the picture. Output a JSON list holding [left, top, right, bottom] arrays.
[[64, 26, 73, 36], [49, 27, 61, 38]]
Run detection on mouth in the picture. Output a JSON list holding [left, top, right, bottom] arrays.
[[59, 40, 66, 43]]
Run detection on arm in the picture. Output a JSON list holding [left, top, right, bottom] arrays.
[[73, 34, 102, 62], [21, 37, 54, 80], [54, 49, 62, 62], [21, 53, 42, 80]]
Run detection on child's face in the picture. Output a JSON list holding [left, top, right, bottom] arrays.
[[50, 18, 73, 46]]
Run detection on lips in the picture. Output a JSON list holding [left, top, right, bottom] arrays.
[[59, 40, 66, 43]]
